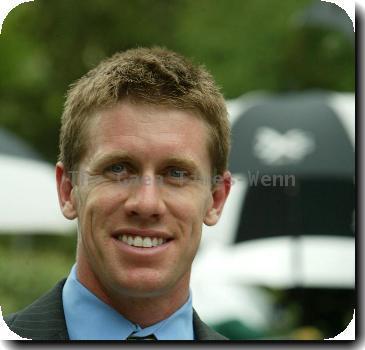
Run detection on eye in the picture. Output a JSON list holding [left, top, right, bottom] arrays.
[[164, 167, 192, 186], [168, 168, 188, 178], [104, 163, 130, 180], [109, 163, 126, 174]]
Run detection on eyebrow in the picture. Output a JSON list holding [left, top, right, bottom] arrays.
[[87, 151, 201, 175], [162, 156, 200, 174], [87, 151, 137, 172]]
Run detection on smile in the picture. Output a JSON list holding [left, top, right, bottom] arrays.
[[118, 235, 166, 248]]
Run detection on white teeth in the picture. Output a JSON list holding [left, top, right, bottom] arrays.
[[118, 234, 167, 248], [143, 237, 152, 248], [134, 236, 143, 247], [127, 236, 133, 245]]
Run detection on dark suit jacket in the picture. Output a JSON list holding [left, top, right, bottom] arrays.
[[4, 279, 227, 341]]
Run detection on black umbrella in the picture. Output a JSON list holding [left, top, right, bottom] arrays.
[[228, 91, 354, 286]]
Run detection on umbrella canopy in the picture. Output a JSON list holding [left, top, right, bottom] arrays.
[[229, 91, 354, 177], [228, 91, 354, 243], [0, 128, 75, 234], [193, 235, 354, 289], [0, 154, 75, 234]]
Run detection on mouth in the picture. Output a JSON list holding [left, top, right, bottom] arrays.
[[117, 234, 167, 248], [111, 229, 173, 249]]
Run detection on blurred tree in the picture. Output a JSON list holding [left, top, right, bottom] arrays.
[[279, 26, 354, 90], [0, 0, 181, 162], [0, 0, 354, 163]]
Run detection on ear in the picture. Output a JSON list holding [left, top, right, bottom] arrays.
[[204, 171, 232, 226], [56, 161, 78, 220]]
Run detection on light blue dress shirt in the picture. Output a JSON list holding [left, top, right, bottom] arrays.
[[62, 265, 194, 340]]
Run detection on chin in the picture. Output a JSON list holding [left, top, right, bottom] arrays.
[[110, 270, 175, 298]]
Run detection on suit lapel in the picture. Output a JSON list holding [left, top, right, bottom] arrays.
[[193, 309, 227, 340], [4, 279, 69, 340]]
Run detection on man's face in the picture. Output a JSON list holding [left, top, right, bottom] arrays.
[[58, 101, 230, 300]]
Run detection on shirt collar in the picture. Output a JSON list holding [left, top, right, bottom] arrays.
[[62, 264, 194, 340]]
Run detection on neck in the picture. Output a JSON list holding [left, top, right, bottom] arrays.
[[76, 256, 190, 328]]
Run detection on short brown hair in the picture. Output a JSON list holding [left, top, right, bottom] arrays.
[[59, 47, 230, 175]]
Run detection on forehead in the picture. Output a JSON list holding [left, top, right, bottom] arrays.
[[83, 102, 212, 170]]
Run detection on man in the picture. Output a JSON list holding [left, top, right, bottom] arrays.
[[4, 47, 232, 340]]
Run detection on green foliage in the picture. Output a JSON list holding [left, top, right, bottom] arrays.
[[0, 234, 76, 315], [0, 0, 354, 164]]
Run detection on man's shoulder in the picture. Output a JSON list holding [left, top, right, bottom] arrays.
[[3, 279, 69, 340], [192, 310, 228, 340]]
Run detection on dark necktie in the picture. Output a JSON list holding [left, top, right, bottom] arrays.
[[126, 333, 157, 341]]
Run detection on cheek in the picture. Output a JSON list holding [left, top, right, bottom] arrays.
[[78, 186, 125, 259], [165, 188, 212, 229], [78, 183, 126, 226]]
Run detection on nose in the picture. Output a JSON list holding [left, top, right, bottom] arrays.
[[124, 174, 166, 221]]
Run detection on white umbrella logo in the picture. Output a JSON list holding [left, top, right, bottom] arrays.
[[253, 127, 316, 166]]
